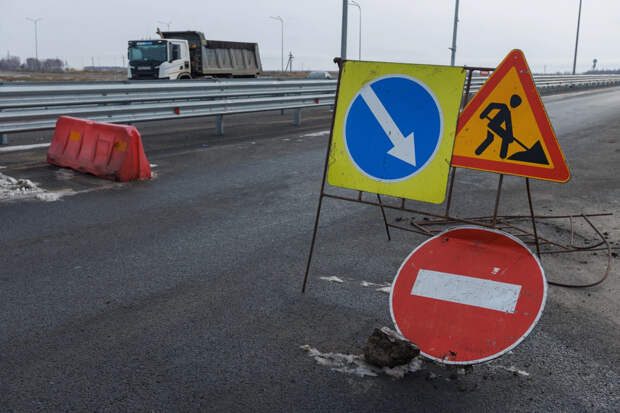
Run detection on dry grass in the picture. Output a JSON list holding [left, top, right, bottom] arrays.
[[0, 70, 338, 82], [0, 70, 126, 82]]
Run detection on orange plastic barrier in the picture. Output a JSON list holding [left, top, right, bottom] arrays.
[[47, 116, 151, 182]]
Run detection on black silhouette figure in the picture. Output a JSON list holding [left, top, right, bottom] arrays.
[[476, 94, 525, 158], [475, 94, 549, 165]]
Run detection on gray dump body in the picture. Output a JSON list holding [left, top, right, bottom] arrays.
[[160, 31, 262, 77]]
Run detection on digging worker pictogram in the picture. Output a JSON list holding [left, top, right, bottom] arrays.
[[452, 49, 566, 179], [475, 94, 525, 159]]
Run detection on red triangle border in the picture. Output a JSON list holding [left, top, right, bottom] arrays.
[[452, 49, 570, 183]]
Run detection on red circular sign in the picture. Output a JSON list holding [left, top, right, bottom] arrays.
[[390, 226, 547, 365]]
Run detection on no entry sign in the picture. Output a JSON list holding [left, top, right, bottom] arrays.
[[390, 226, 547, 365]]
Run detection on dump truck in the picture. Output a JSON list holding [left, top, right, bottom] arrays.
[[128, 30, 262, 80]]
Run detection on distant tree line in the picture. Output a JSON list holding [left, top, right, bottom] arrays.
[[0, 55, 65, 72]]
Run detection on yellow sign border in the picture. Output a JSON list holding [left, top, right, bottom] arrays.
[[327, 60, 466, 204]]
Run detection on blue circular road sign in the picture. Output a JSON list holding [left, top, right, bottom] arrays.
[[344, 75, 444, 182]]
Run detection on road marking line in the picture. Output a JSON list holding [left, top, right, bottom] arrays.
[[411, 269, 521, 313]]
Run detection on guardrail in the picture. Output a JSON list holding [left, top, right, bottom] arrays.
[[1, 74, 620, 141], [468, 74, 620, 95], [0, 79, 337, 138]]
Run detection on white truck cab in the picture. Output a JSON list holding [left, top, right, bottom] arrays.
[[128, 39, 192, 80]]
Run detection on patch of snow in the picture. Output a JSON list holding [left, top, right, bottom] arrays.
[[0, 165, 6, 169], [319, 276, 344, 283], [301, 130, 330, 138], [0, 143, 50, 153], [0, 172, 71, 202], [54, 169, 75, 181], [300, 345, 423, 379], [36, 189, 75, 202], [361, 281, 392, 294], [149, 163, 158, 168], [300, 344, 378, 377], [383, 358, 423, 378], [0, 173, 39, 199], [493, 365, 531, 377]]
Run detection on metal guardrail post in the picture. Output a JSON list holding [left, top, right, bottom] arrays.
[[294, 108, 302, 126], [1, 133, 7, 145], [216, 115, 224, 136]]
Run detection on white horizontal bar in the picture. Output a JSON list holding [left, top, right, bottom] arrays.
[[0, 143, 50, 152], [411, 269, 521, 313]]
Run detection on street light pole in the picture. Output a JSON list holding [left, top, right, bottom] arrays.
[[572, 0, 583, 75], [449, 0, 460, 66], [341, 0, 348, 59], [270, 16, 284, 71], [157, 20, 172, 31], [26, 17, 42, 60], [348, 1, 361, 60]]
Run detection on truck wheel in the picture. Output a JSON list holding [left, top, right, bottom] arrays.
[[178, 74, 192, 80]]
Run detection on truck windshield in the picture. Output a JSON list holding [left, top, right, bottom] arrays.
[[128, 44, 167, 64]]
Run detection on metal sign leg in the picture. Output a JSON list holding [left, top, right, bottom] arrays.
[[302, 193, 325, 293], [492, 174, 504, 228], [444, 167, 457, 217], [377, 194, 392, 241], [526, 178, 542, 258]]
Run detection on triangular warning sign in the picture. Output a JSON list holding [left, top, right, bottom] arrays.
[[452, 49, 570, 182]]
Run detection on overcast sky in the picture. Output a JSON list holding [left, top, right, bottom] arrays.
[[1, 0, 618, 73]]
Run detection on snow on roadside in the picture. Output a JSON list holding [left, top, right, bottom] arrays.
[[300, 130, 330, 138], [300, 345, 423, 379], [492, 365, 531, 377], [320, 277, 393, 293], [360, 280, 392, 294], [0, 172, 73, 202], [319, 276, 344, 283]]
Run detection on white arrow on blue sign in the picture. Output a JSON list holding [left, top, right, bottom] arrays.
[[344, 75, 444, 182]]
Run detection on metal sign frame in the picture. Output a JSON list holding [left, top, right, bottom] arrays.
[[301, 59, 614, 293]]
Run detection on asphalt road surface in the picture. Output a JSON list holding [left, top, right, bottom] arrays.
[[1, 88, 619, 412]]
